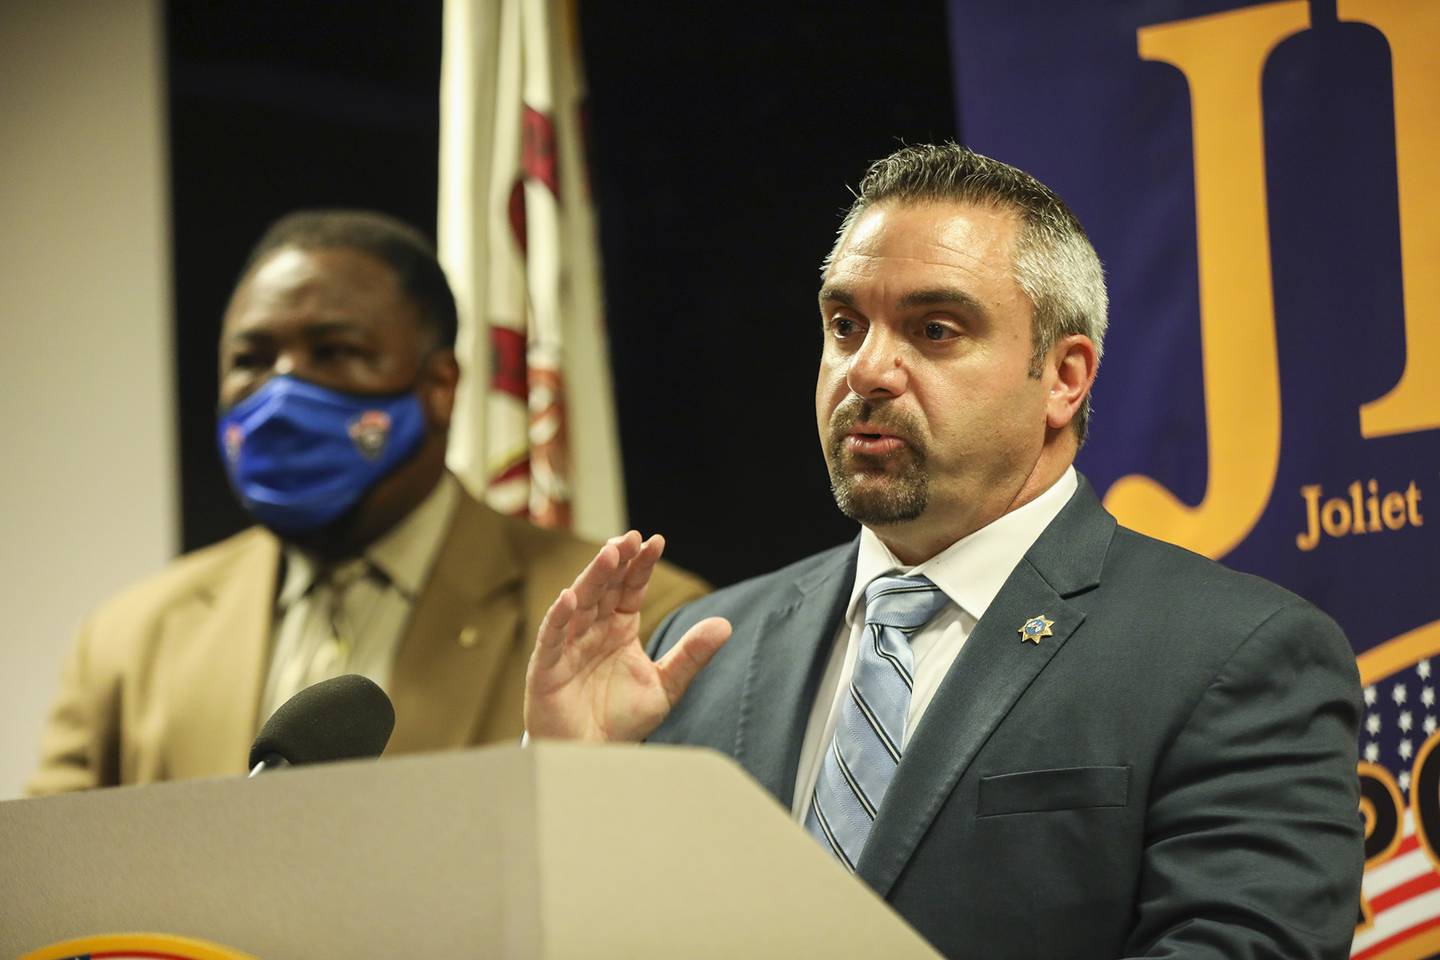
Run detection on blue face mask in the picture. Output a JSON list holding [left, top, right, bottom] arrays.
[[217, 375, 428, 536]]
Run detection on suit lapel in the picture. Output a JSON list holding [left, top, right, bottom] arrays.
[[734, 542, 858, 807], [387, 495, 524, 754], [856, 478, 1116, 896], [164, 530, 279, 778]]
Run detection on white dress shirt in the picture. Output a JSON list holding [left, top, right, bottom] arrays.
[[792, 467, 1078, 821]]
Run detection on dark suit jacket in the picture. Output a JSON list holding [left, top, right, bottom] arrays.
[[30, 488, 707, 795], [647, 477, 1363, 959]]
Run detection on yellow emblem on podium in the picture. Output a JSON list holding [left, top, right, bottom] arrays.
[[23, 933, 256, 960]]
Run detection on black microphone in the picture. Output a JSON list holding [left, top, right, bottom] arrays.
[[247, 674, 396, 777]]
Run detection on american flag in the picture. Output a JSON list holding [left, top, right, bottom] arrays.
[[1352, 658, 1440, 960]]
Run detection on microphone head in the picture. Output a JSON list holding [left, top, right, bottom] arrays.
[[248, 674, 395, 770]]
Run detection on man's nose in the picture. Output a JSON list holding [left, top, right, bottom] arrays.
[[845, 327, 909, 399]]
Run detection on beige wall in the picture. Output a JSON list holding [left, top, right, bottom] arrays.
[[0, 0, 176, 799]]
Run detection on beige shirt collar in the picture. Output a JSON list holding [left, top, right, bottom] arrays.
[[846, 466, 1078, 626], [277, 472, 462, 609]]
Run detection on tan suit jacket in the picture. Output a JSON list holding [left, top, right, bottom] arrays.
[[28, 492, 708, 794]]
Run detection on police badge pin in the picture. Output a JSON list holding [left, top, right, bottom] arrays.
[[1019, 615, 1054, 644]]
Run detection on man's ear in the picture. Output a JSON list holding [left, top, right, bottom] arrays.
[[1044, 334, 1098, 432], [421, 347, 460, 429]]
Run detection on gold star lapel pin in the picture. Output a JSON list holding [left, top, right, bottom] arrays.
[[1019, 615, 1054, 644]]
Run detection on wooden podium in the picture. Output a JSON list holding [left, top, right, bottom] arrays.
[[1, 743, 939, 958]]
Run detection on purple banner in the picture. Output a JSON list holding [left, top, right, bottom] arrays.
[[948, 1, 1440, 955]]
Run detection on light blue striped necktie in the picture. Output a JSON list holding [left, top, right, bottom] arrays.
[[805, 573, 949, 871]]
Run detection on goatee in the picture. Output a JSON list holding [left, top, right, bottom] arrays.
[[824, 398, 929, 524]]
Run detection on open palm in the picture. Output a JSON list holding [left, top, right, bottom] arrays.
[[524, 531, 730, 742]]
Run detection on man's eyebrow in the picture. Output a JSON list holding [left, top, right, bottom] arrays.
[[223, 329, 270, 345], [897, 287, 986, 313], [300, 320, 372, 339], [223, 321, 369, 344], [817, 284, 857, 309], [818, 285, 987, 314]]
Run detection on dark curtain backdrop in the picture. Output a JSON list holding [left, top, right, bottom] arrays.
[[168, 1, 956, 588]]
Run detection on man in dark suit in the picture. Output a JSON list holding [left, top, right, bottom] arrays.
[[523, 145, 1363, 958]]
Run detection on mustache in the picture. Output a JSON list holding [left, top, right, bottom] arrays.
[[828, 398, 925, 452]]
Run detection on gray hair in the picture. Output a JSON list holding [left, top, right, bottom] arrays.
[[825, 143, 1107, 445]]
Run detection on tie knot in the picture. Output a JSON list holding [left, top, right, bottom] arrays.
[[323, 557, 374, 596], [863, 574, 948, 630]]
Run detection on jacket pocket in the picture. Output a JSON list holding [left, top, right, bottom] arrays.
[[977, 765, 1130, 817]]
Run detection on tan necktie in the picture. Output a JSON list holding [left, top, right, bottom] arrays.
[[270, 558, 378, 709], [322, 558, 374, 663]]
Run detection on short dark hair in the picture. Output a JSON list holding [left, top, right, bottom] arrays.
[[827, 143, 1107, 445], [240, 209, 459, 348]]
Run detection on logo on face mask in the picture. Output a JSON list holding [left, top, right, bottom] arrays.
[[223, 422, 245, 465], [347, 409, 392, 460]]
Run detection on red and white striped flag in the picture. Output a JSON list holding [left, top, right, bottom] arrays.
[[437, 0, 625, 539]]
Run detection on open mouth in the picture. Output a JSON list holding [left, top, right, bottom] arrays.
[[845, 432, 907, 455]]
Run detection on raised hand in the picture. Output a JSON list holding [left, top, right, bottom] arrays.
[[524, 531, 731, 742]]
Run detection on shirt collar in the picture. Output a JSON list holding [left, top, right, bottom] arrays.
[[845, 466, 1078, 626], [276, 472, 461, 609]]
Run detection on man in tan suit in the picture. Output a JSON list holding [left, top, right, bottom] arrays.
[[29, 210, 706, 794]]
